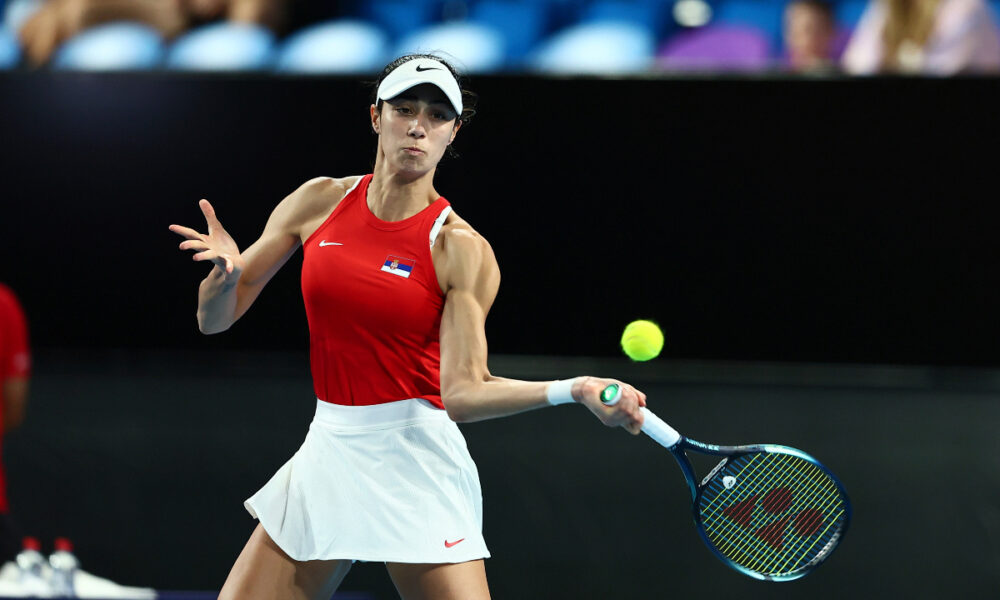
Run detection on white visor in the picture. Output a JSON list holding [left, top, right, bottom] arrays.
[[377, 58, 463, 116]]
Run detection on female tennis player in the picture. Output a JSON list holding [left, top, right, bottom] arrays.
[[169, 54, 647, 600]]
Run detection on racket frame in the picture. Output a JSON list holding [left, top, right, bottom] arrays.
[[668, 438, 852, 581], [599, 384, 850, 580]]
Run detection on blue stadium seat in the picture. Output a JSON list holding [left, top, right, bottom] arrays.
[[393, 22, 506, 73], [276, 20, 389, 74], [0, 28, 19, 68], [166, 23, 276, 71], [3, 0, 43, 35], [579, 0, 671, 37], [712, 0, 783, 50], [53, 23, 164, 70], [529, 21, 655, 74], [362, 0, 438, 41], [470, 1, 550, 64]]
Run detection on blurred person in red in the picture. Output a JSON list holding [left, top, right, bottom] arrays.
[[17, 0, 289, 66], [785, 0, 839, 71], [842, 0, 1000, 74], [0, 283, 29, 562]]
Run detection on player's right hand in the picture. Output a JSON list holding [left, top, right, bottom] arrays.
[[573, 377, 647, 435], [169, 199, 245, 280]]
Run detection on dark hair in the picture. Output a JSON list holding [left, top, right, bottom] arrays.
[[371, 53, 478, 127], [788, 0, 835, 20]]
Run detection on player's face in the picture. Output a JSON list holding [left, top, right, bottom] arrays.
[[372, 84, 461, 176]]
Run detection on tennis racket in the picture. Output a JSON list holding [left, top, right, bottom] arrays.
[[601, 384, 850, 581]]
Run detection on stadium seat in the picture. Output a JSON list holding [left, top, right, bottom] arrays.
[[393, 22, 506, 74], [510, 0, 577, 28], [658, 25, 771, 71], [0, 28, 19, 68], [2, 0, 43, 34], [529, 21, 656, 74], [711, 0, 783, 50], [579, 0, 671, 37], [362, 0, 438, 41], [166, 23, 276, 71], [276, 20, 389, 74], [52, 23, 164, 70], [470, 1, 550, 64]]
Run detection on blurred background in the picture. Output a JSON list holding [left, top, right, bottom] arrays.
[[2, 0, 1000, 75], [2, 0, 1000, 598]]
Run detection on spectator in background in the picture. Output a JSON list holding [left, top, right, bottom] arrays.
[[785, 0, 839, 72], [842, 0, 1000, 74], [0, 283, 30, 562], [17, 0, 289, 66]]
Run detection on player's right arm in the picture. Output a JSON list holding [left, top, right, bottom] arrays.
[[169, 177, 343, 334]]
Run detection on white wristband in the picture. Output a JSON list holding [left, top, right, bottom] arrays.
[[546, 378, 579, 406]]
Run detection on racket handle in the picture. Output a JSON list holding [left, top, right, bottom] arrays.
[[600, 385, 682, 448], [639, 407, 682, 449]]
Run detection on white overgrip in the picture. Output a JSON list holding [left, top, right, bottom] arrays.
[[639, 407, 682, 448]]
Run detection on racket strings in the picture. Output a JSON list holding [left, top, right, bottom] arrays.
[[697, 452, 847, 577], [702, 456, 842, 574], [701, 454, 810, 567], [709, 456, 843, 573], [702, 454, 845, 574], [766, 461, 846, 571], [753, 462, 845, 574], [742, 457, 839, 570]]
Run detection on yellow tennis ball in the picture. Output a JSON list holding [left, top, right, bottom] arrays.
[[621, 320, 664, 362]]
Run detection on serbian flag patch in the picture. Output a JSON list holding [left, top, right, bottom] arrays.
[[381, 255, 415, 278]]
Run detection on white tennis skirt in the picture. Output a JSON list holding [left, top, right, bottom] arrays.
[[244, 398, 490, 564]]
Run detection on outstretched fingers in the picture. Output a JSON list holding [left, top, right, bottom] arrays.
[[200, 199, 224, 234], [170, 199, 242, 278], [168, 223, 205, 241], [191, 249, 235, 273], [179, 239, 210, 253]]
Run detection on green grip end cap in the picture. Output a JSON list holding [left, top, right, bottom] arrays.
[[601, 384, 621, 405]]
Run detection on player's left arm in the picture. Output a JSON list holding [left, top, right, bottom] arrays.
[[437, 227, 645, 432]]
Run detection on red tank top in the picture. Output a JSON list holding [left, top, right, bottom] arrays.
[[301, 174, 449, 409]]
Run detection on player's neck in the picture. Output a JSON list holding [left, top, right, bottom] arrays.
[[368, 162, 438, 222]]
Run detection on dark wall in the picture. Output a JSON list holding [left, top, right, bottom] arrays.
[[2, 74, 1000, 365], [3, 73, 1000, 596]]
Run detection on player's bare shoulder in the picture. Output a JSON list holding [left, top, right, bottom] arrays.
[[287, 176, 364, 243], [436, 212, 494, 264], [434, 211, 500, 294]]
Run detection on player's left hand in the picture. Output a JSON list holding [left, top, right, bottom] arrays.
[[573, 377, 646, 435]]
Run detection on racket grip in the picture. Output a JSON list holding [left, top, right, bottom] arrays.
[[639, 407, 682, 449], [600, 385, 682, 448]]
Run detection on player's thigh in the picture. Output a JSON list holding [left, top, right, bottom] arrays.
[[386, 560, 490, 600], [219, 523, 351, 600]]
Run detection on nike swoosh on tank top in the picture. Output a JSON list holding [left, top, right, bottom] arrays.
[[301, 174, 449, 409]]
